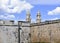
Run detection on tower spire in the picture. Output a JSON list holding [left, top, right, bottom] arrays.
[[26, 10, 31, 22], [36, 10, 41, 23]]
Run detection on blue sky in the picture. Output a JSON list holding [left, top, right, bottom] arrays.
[[0, 0, 60, 22]]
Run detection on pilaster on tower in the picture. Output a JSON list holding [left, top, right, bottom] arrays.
[[36, 11, 41, 23]]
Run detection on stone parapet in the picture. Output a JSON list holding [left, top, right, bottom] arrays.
[[0, 20, 18, 25], [18, 21, 30, 27], [31, 19, 60, 26]]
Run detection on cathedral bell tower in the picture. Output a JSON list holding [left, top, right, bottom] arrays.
[[36, 11, 41, 23], [26, 10, 31, 22]]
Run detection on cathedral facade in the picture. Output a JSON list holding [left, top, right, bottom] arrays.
[[0, 11, 60, 43]]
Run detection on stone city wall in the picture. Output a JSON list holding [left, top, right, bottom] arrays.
[[31, 22, 60, 43], [19, 21, 31, 43], [0, 20, 60, 43], [0, 20, 31, 43], [0, 25, 18, 43]]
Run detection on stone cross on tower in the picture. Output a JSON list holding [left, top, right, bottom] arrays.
[[26, 10, 31, 22], [36, 11, 41, 23]]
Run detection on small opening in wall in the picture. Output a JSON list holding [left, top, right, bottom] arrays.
[[27, 38, 28, 40], [33, 30, 34, 32], [29, 33, 31, 37], [19, 28, 21, 30]]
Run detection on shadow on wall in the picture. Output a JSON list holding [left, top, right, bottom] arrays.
[[28, 42, 50, 43]]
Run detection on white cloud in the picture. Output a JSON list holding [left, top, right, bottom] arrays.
[[0, 0, 33, 13], [0, 14, 15, 19], [48, 7, 60, 15]]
